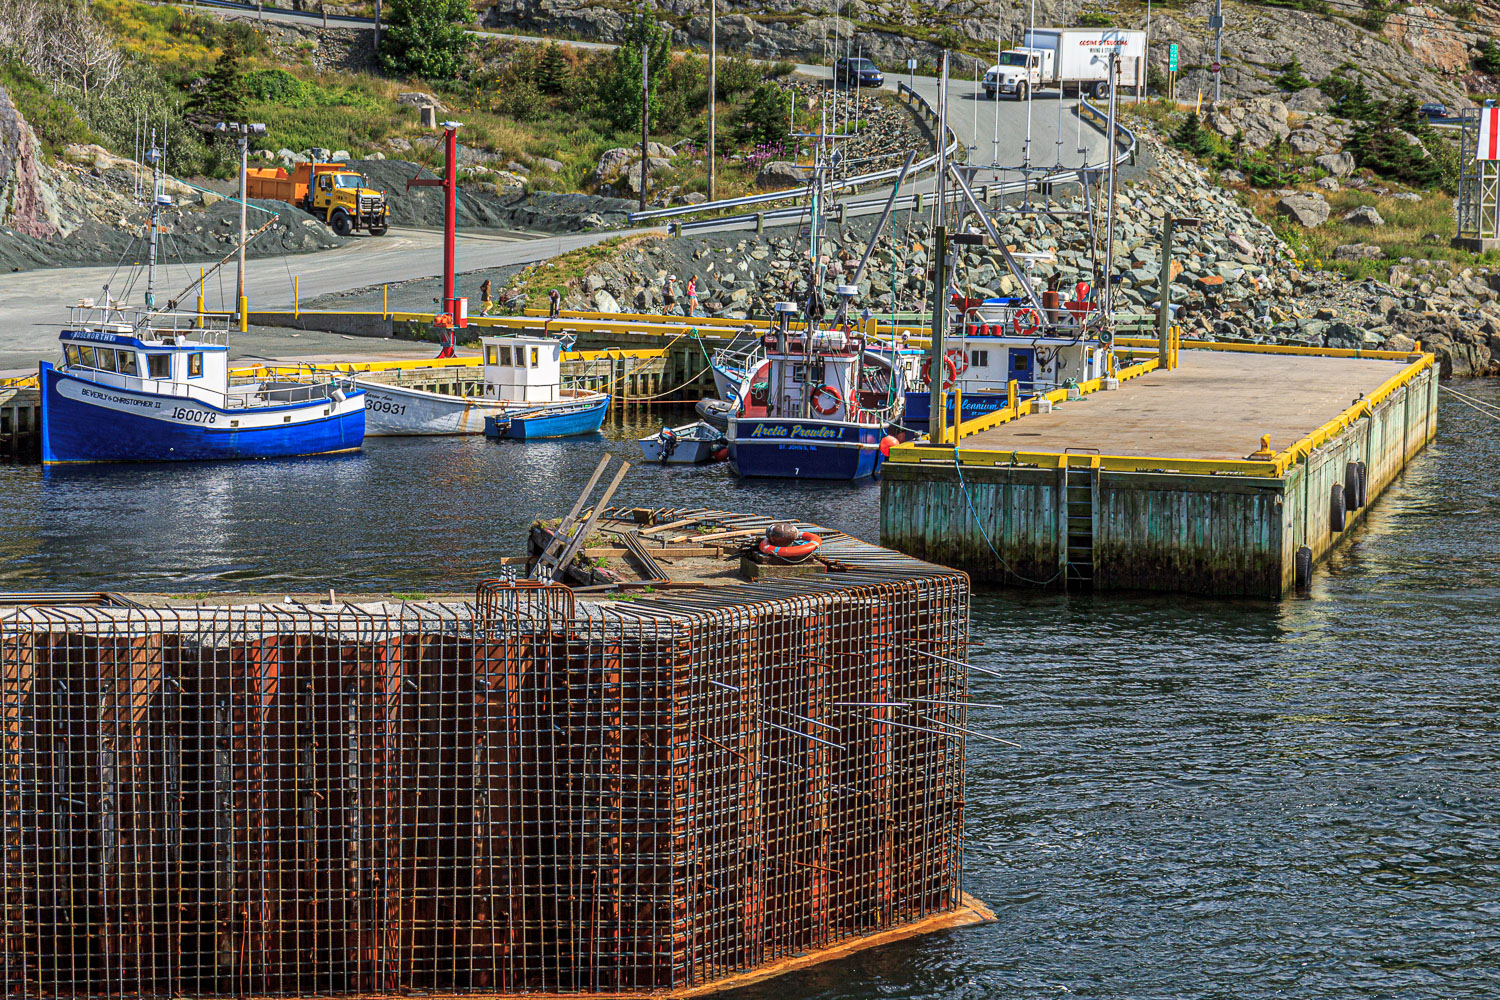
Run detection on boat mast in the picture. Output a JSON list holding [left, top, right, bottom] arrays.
[[145, 130, 161, 311]]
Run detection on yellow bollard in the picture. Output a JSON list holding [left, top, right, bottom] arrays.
[[195, 267, 205, 329], [237, 294, 248, 333], [383, 284, 389, 319], [1008, 378, 1018, 412], [294, 276, 300, 319], [1250, 434, 1275, 460], [951, 386, 963, 443]]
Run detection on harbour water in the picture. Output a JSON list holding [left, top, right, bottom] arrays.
[[1, 386, 1497, 996]]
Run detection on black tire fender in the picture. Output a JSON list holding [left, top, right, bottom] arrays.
[[1344, 461, 1362, 511], [1295, 545, 1313, 590], [1356, 461, 1368, 508], [1330, 483, 1346, 532]]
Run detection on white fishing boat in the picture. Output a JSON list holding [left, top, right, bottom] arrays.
[[356, 334, 609, 436], [638, 420, 728, 464]]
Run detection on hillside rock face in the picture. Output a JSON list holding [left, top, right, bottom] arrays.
[[485, 0, 1474, 110], [0, 88, 58, 239]]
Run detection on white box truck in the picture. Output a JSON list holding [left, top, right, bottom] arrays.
[[983, 27, 1146, 101]]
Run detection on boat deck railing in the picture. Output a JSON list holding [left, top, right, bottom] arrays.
[[67, 306, 231, 345]]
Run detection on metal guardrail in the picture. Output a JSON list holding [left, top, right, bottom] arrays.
[[628, 83, 958, 223], [670, 94, 1134, 235]]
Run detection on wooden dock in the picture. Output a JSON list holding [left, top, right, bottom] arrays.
[[0, 382, 39, 462], [880, 343, 1439, 598]]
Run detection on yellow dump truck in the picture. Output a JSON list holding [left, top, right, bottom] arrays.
[[245, 162, 389, 236]]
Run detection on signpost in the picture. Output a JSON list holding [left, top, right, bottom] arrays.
[[1168, 42, 1177, 102]]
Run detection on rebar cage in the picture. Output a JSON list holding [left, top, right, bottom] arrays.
[[0, 563, 968, 998]]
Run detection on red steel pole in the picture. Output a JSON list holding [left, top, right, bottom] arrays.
[[405, 122, 462, 357]]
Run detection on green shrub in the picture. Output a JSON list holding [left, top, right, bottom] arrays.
[[731, 82, 790, 145], [244, 68, 309, 105], [0, 58, 94, 155], [1171, 112, 1214, 157], [379, 0, 472, 81], [594, 14, 672, 133], [1077, 11, 1114, 26], [715, 56, 763, 99], [500, 79, 547, 122]]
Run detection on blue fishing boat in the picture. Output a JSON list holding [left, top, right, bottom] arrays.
[[40, 312, 364, 464], [727, 299, 902, 481], [37, 138, 365, 465], [484, 392, 611, 439]]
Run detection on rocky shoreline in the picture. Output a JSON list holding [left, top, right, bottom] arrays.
[[540, 133, 1495, 377]]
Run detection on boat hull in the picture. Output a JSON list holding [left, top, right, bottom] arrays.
[[728, 416, 884, 480], [904, 389, 1013, 426], [39, 363, 365, 464], [358, 380, 513, 436], [484, 394, 611, 439]]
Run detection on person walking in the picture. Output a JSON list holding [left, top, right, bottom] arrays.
[[663, 275, 679, 314], [479, 279, 495, 316], [685, 275, 699, 318], [548, 287, 561, 319]]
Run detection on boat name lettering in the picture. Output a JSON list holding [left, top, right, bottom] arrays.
[[171, 407, 217, 424], [80, 388, 161, 410], [748, 424, 841, 440], [67, 331, 127, 344], [367, 399, 407, 415]]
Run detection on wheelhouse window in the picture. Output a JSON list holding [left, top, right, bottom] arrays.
[[77, 345, 97, 369], [971, 349, 989, 368], [146, 354, 171, 379], [64, 345, 81, 367], [485, 345, 499, 365], [95, 348, 117, 373], [499, 345, 513, 366], [117, 351, 139, 376], [187, 353, 204, 378], [528, 347, 539, 368]]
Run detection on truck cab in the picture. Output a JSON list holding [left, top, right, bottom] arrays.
[[983, 48, 1052, 100], [306, 169, 388, 237]]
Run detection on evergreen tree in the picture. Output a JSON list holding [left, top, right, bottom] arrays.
[[186, 36, 245, 130], [1171, 112, 1214, 157], [1478, 37, 1500, 75], [1348, 96, 1442, 188], [537, 43, 567, 95], [1275, 57, 1311, 92], [379, 0, 472, 81], [732, 83, 791, 145]]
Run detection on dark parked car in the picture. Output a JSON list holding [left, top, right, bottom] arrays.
[[833, 57, 884, 89], [1420, 102, 1448, 119]]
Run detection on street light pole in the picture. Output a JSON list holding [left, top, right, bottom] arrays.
[[708, 0, 716, 201], [217, 121, 264, 332]]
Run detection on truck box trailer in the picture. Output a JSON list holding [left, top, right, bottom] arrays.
[[984, 27, 1146, 101]]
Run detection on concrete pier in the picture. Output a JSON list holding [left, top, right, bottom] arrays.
[[880, 345, 1439, 598]]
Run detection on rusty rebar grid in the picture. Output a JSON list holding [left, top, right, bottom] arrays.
[[0, 543, 969, 999]]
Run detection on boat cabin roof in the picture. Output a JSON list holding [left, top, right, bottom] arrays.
[[59, 328, 228, 352]]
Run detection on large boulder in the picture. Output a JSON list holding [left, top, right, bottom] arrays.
[[593, 147, 635, 183], [1342, 205, 1385, 227], [396, 91, 445, 111], [1315, 151, 1356, 177], [1207, 96, 1290, 150], [1277, 193, 1330, 228], [62, 142, 134, 173], [755, 160, 807, 190], [1332, 242, 1382, 260]]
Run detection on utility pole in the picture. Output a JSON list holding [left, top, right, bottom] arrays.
[[216, 121, 265, 332], [927, 224, 949, 443], [1210, 0, 1223, 103], [935, 50, 948, 228], [640, 21, 650, 213], [1102, 54, 1120, 318], [708, 0, 716, 201], [1144, 0, 1151, 103], [1156, 213, 1199, 367], [374, 0, 380, 47]]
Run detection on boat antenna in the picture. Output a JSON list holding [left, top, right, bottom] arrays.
[[144, 130, 161, 312]]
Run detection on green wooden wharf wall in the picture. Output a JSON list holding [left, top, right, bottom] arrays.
[[879, 365, 1439, 599]]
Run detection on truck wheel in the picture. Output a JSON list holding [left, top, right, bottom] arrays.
[[1016, 82, 1029, 102], [1093, 80, 1111, 99], [329, 210, 353, 237], [369, 225, 388, 236]]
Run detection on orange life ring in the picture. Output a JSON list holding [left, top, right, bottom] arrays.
[[920, 355, 959, 388], [947, 348, 969, 375], [759, 530, 822, 560], [810, 384, 842, 416], [1013, 307, 1041, 336]]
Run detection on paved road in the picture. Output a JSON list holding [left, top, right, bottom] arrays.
[[0, 227, 622, 373]]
